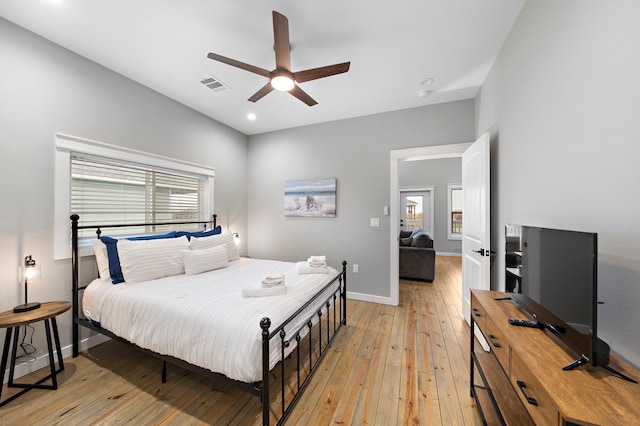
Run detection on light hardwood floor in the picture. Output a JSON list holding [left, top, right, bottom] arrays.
[[1, 256, 482, 425]]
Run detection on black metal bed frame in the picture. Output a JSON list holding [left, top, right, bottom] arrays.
[[70, 214, 347, 425]]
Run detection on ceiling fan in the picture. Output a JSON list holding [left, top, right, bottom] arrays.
[[207, 11, 350, 106]]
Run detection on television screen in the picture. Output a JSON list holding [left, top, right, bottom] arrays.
[[510, 226, 604, 366]]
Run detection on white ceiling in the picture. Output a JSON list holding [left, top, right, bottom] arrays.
[[0, 0, 526, 135]]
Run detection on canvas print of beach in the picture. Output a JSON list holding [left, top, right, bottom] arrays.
[[284, 178, 336, 217]]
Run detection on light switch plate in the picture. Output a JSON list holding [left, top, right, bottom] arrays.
[[370, 218, 380, 227]]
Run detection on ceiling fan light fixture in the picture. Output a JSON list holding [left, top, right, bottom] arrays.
[[271, 74, 295, 92]]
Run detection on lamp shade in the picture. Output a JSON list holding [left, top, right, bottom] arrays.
[[14, 255, 41, 313]]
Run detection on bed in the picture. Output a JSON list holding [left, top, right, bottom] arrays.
[[70, 214, 347, 425]]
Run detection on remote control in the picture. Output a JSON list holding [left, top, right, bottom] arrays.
[[508, 318, 543, 328]]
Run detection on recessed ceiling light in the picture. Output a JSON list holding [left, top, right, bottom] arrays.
[[247, 113, 257, 121], [420, 78, 434, 86], [417, 90, 432, 98]]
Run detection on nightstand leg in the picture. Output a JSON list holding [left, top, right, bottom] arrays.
[[44, 319, 57, 389], [0, 327, 13, 404], [8, 326, 20, 385], [51, 317, 64, 371]]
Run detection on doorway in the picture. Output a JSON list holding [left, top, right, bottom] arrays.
[[389, 143, 472, 306]]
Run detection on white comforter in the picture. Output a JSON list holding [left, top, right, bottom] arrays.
[[83, 258, 340, 382]]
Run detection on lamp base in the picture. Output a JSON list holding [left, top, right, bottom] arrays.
[[13, 302, 41, 313]]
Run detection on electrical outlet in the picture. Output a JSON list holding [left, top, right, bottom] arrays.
[[353, 264, 359, 273]]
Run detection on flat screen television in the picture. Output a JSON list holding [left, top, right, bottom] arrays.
[[509, 226, 608, 368]]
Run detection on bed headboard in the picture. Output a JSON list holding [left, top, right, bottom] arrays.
[[70, 213, 217, 356]]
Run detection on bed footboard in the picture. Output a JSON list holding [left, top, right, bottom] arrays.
[[260, 260, 347, 426]]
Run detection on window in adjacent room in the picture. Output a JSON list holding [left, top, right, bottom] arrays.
[[54, 133, 215, 259], [448, 184, 463, 240]]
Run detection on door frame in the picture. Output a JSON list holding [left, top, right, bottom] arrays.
[[389, 143, 472, 306]]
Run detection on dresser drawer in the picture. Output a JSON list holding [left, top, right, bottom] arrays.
[[510, 351, 559, 426], [485, 316, 510, 374], [470, 292, 486, 331]]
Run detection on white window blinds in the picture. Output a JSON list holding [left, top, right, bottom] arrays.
[[71, 154, 207, 237]]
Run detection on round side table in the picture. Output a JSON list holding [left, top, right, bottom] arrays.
[[0, 301, 70, 407]]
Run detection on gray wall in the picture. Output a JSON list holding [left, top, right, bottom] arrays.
[[247, 101, 474, 299], [0, 18, 248, 362], [476, 1, 640, 366], [399, 157, 462, 254]]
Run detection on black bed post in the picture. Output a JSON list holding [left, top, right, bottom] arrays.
[[260, 317, 271, 426], [212, 213, 217, 229], [342, 261, 347, 326], [71, 214, 80, 358]]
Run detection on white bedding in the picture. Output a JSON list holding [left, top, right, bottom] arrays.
[[82, 258, 340, 383]]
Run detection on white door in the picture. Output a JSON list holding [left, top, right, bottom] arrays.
[[462, 133, 491, 346]]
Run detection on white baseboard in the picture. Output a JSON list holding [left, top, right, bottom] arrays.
[[436, 252, 462, 257], [2, 333, 110, 384], [347, 291, 394, 305]]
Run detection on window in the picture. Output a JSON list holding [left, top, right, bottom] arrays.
[[54, 134, 214, 259], [448, 184, 462, 240], [71, 154, 207, 238]]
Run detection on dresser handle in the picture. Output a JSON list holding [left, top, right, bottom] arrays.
[[517, 380, 538, 406], [472, 308, 481, 317], [488, 334, 502, 348]]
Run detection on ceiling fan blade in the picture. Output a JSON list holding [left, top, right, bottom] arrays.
[[207, 52, 271, 78], [248, 82, 275, 103], [272, 11, 291, 70], [293, 62, 351, 83], [289, 85, 318, 106]]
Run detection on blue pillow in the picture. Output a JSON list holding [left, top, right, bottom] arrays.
[[127, 231, 177, 241], [100, 231, 178, 284], [100, 236, 125, 284], [175, 226, 222, 240]]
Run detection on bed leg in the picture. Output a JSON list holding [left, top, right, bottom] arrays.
[[162, 360, 167, 383], [261, 317, 271, 426], [71, 214, 80, 358], [342, 261, 347, 326]]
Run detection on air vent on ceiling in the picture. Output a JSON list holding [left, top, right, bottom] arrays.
[[200, 75, 230, 92]]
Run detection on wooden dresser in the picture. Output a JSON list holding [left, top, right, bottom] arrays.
[[470, 290, 640, 425]]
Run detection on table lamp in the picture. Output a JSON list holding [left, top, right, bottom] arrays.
[[14, 255, 41, 313]]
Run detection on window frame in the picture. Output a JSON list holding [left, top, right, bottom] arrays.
[[54, 133, 215, 259], [447, 184, 463, 240]]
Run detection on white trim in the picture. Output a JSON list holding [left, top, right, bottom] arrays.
[[54, 133, 215, 260], [390, 143, 472, 306], [436, 252, 462, 257], [447, 184, 463, 240], [347, 291, 394, 305]]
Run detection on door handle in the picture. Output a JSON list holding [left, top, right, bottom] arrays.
[[472, 249, 486, 256]]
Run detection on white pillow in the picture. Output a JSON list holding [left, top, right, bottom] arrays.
[[190, 230, 240, 261], [118, 236, 189, 284], [182, 245, 229, 275], [92, 239, 111, 281]]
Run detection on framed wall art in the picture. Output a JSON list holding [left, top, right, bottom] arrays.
[[284, 178, 336, 217]]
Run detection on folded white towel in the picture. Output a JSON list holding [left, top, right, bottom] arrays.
[[262, 279, 285, 288], [297, 261, 329, 274], [242, 284, 287, 298], [262, 273, 285, 287], [307, 256, 327, 267]]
